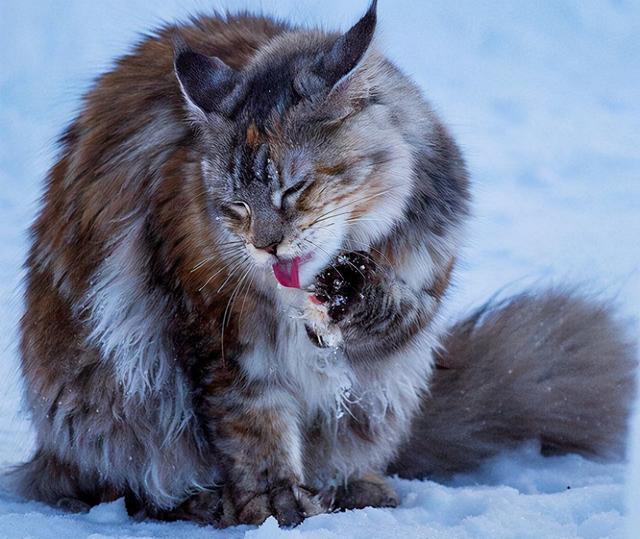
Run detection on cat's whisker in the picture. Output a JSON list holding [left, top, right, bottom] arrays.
[[301, 237, 349, 282], [221, 263, 254, 361], [309, 210, 357, 227], [305, 237, 367, 280], [198, 253, 246, 293], [216, 255, 250, 294], [344, 217, 396, 226], [191, 257, 215, 273], [311, 203, 390, 228], [238, 266, 257, 325], [191, 254, 225, 273], [349, 244, 393, 269], [313, 225, 393, 270], [309, 187, 399, 227], [338, 234, 394, 267], [224, 265, 252, 328], [191, 242, 245, 273]]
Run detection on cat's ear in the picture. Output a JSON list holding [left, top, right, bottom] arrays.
[[174, 44, 241, 118], [294, 1, 377, 120], [318, 0, 377, 89]]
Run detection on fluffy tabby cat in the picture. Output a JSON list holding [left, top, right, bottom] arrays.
[[10, 0, 636, 528]]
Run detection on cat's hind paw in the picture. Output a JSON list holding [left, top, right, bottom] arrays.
[[333, 473, 399, 511]]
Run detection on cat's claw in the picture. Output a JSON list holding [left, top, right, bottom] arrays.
[[270, 483, 323, 527], [236, 483, 324, 528]]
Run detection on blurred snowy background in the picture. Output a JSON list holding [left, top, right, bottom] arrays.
[[1, 0, 639, 537]]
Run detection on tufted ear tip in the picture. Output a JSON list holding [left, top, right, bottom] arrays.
[[365, 0, 379, 28], [170, 33, 190, 58], [317, 0, 378, 88]]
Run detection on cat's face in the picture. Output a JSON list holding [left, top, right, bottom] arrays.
[[176, 1, 409, 288], [204, 109, 401, 288]]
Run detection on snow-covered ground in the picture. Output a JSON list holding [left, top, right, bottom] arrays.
[[1, 1, 638, 537]]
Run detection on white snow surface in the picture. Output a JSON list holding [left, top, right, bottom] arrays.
[[1, 1, 639, 538]]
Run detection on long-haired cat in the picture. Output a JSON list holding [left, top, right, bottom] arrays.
[[10, 0, 636, 528]]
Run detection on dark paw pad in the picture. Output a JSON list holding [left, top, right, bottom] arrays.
[[313, 251, 377, 322]]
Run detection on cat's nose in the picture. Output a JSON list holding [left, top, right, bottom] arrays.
[[255, 240, 280, 256], [251, 223, 284, 256]]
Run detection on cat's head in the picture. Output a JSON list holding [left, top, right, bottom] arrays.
[[174, 1, 412, 289]]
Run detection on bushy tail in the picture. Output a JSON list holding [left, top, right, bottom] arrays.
[[389, 289, 638, 478]]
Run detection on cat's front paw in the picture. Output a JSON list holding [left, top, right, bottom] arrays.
[[270, 482, 324, 527], [311, 251, 377, 324], [236, 482, 324, 528]]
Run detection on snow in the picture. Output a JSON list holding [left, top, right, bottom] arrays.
[[1, 0, 639, 537]]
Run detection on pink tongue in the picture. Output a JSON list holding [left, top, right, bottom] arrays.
[[272, 257, 301, 288]]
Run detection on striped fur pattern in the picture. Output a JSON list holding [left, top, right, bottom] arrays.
[[11, 2, 470, 527]]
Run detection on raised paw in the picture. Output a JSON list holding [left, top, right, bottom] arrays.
[[311, 251, 378, 323], [333, 474, 399, 511]]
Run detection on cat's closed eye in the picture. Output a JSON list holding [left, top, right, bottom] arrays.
[[283, 180, 308, 201], [224, 201, 251, 219]]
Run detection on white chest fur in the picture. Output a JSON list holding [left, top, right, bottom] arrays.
[[238, 286, 355, 419], [239, 284, 436, 429]]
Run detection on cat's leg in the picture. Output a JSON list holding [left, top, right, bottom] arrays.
[[306, 404, 407, 514], [207, 378, 325, 527], [305, 251, 449, 513]]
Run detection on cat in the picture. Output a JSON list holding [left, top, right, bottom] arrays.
[[8, 0, 636, 529]]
